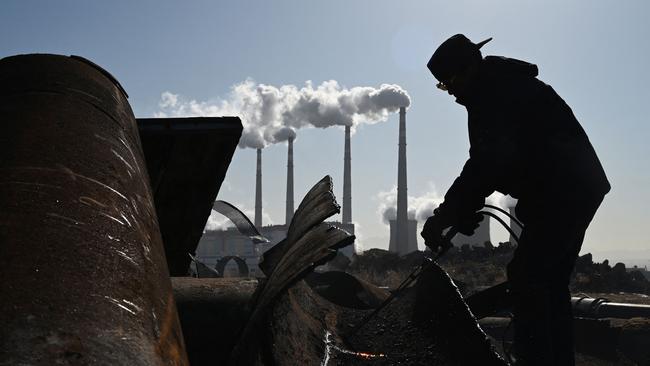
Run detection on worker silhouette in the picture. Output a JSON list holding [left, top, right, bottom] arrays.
[[421, 34, 610, 365]]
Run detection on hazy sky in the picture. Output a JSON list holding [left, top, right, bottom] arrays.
[[2, 1, 648, 264]]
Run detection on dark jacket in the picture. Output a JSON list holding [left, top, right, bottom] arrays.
[[436, 56, 610, 227]]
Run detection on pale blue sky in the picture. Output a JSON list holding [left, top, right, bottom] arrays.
[[2, 1, 648, 264]]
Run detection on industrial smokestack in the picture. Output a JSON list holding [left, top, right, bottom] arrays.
[[255, 148, 262, 228], [285, 136, 294, 225], [395, 107, 409, 252], [342, 125, 352, 224]]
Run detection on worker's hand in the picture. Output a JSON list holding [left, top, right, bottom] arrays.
[[421, 215, 446, 252], [457, 212, 483, 236]]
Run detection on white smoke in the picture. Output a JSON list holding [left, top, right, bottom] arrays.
[[281, 81, 411, 131], [376, 183, 444, 225], [156, 79, 411, 149], [351, 221, 364, 253], [486, 192, 518, 209], [268, 126, 296, 143]]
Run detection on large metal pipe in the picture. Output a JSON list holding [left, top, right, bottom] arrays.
[[468, 283, 650, 321], [572, 296, 650, 319], [0, 54, 188, 365], [342, 126, 352, 224], [395, 106, 409, 254], [285, 137, 294, 225], [255, 148, 262, 228]]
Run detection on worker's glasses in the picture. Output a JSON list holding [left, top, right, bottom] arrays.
[[436, 75, 456, 92]]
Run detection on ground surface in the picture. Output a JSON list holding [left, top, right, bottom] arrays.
[[247, 257, 507, 365], [334, 288, 452, 365]]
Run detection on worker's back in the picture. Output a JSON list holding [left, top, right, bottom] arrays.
[[458, 55, 610, 204]]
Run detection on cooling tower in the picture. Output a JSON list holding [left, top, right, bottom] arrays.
[[451, 216, 491, 247], [389, 219, 418, 255], [285, 137, 294, 225], [255, 148, 262, 228], [342, 125, 352, 224]]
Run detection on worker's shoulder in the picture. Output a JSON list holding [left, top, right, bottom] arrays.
[[494, 70, 555, 106]]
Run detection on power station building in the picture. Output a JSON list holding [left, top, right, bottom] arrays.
[[195, 225, 287, 277], [451, 216, 491, 247]]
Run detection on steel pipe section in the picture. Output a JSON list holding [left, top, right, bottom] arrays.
[[0, 54, 188, 365], [572, 296, 650, 319]]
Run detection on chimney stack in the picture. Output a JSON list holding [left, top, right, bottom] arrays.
[[285, 137, 294, 225], [342, 125, 352, 223], [395, 107, 408, 252], [254, 148, 262, 228]]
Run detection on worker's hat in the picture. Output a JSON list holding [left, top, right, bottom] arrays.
[[427, 34, 492, 83]]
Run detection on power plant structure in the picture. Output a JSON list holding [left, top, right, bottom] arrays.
[[336, 125, 355, 257], [389, 107, 418, 255], [254, 148, 263, 228], [342, 125, 352, 224], [198, 102, 496, 268], [285, 136, 294, 225], [388, 219, 418, 254], [197, 127, 356, 275], [451, 216, 491, 247]]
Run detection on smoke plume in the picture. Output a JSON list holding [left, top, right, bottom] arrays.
[[156, 79, 411, 149], [268, 126, 296, 143], [376, 184, 444, 225]]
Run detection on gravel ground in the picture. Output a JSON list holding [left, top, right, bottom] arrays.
[[333, 288, 454, 365]]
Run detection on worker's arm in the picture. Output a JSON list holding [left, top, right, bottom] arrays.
[[434, 108, 522, 230], [422, 142, 506, 249]]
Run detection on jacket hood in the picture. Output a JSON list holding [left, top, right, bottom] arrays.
[[481, 56, 539, 78]]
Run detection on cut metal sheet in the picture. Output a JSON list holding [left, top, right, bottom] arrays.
[[229, 175, 355, 365], [138, 117, 242, 276], [212, 200, 269, 244], [230, 224, 354, 365], [258, 175, 341, 276]]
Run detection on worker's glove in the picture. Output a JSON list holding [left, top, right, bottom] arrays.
[[457, 212, 484, 236], [421, 214, 446, 252]]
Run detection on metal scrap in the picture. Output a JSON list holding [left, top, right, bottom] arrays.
[[212, 200, 269, 244], [229, 175, 355, 365]]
